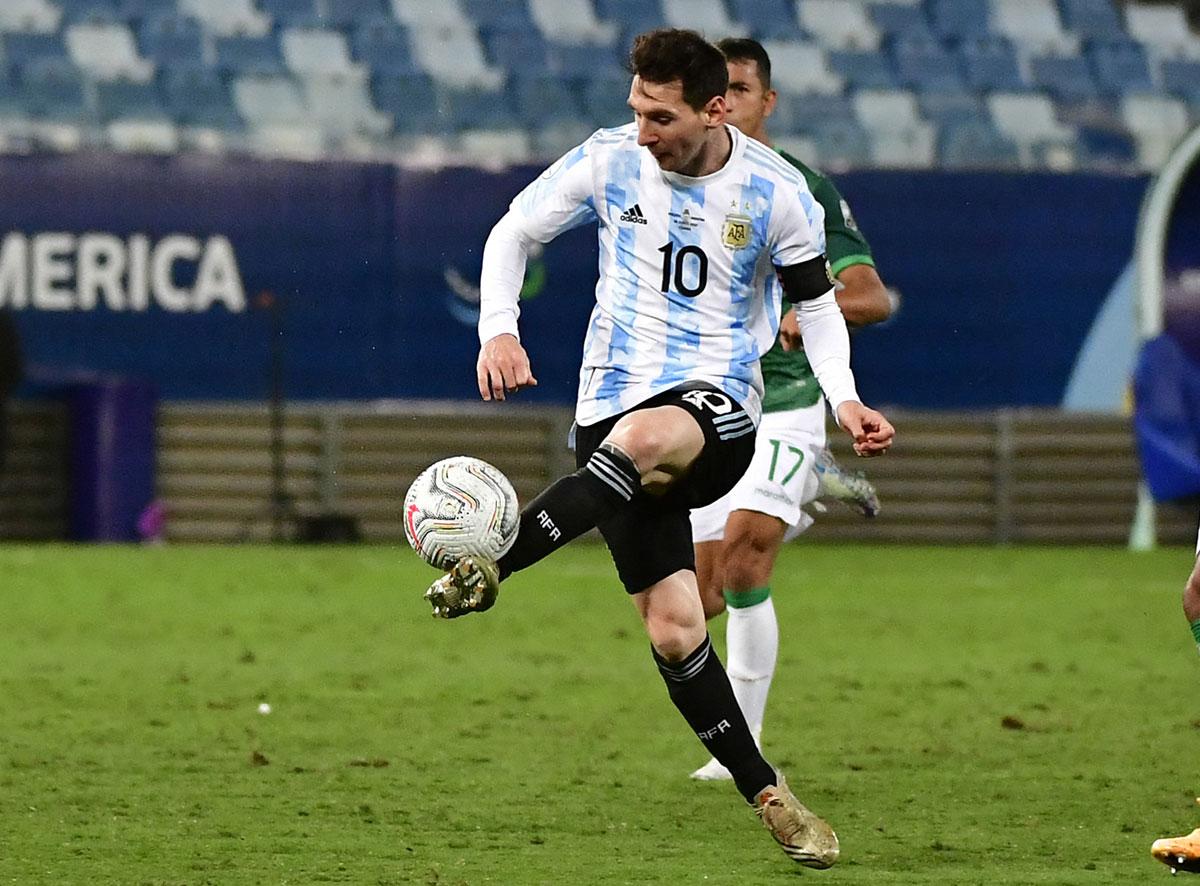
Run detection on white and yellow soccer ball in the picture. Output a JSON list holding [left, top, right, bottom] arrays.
[[403, 456, 520, 569]]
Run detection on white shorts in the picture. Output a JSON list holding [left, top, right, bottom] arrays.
[[690, 401, 826, 544]]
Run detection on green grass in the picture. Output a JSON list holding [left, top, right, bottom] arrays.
[[0, 543, 1196, 884]]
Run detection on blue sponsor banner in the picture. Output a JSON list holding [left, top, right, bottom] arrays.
[[2, 154, 1146, 408]]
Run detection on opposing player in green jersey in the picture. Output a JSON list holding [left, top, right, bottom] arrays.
[[688, 38, 895, 780]]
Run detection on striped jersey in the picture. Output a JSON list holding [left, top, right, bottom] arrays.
[[491, 122, 827, 427]]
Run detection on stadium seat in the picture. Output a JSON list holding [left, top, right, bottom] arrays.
[[1120, 93, 1190, 168], [22, 59, 89, 121], [66, 21, 155, 82], [258, 0, 323, 27], [854, 88, 925, 131], [581, 71, 633, 127], [0, 66, 27, 120], [828, 49, 896, 90], [177, 0, 269, 37], [1029, 53, 1097, 102], [302, 71, 391, 136], [323, 0, 392, 29], [527, 0, 618, 46], [987, 91, 1075, 164], [546, 41, 621, 78], [534, 118, 598, 159], [2, 32, 70, 68], [960, 37, 1026, 91], [810, 118, 871, 169], [1124, 4, 1200, 59], [1074, 122, 1136, 168], [928, 0, 991, 40], [1160, 59, 1200, 104], [138, 15, 205, 66], [161, 64, 242, 129], [778, 92, 855, 133], [990, 0, 1079, 55], [56, 0, 120, 23], [370, 72, 446, 133], [754, 40, 839, 95], [390, 0, 471, 29], [592, 0, 664, 42], [917, 90, 984, 126], [461, 0, 536, 32], [870, 3, 932, 39], [437, 84, 516, 132], [661, 0, 747, 39], [1088, 40, 1154, 96], [106, 117, 179, 152], [482, 28, 549, 75], [870, 124, 937, 168], [939, 119, 1019, 168], [458, 128, 533, 166], [247, 123, 325, 158], [94, 78, 166, 122], [232, 73, 307, 128], [1058, 0, 1127, 41], [891, 34, 965, 93], [0, 0, 62, 33], [511, 73, 584, 128], [798, 0, 881, 51], [215, 34, 285, 76], [116, 0, 181, 22], [281, 27, 357, 76], [407, 22, 504, 90], [350, 21, 421, 77], [727, 0, 805, 42]]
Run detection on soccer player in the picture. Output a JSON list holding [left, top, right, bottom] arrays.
[[687, 38, 894, 781], [424, 29, 894, 869], [1150, 530, 1200, 874]]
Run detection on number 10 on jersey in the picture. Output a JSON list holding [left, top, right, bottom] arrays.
[[658, 242, 708, 297]]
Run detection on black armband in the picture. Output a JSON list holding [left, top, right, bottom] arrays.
[[776, 255, 835, 303]]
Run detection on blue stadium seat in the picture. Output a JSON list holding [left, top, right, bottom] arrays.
[[1160, 59, 1200, 104], [323, 0, 391, 28], [959, 37, 1025, 91], [138, 15, 205, 66], [462, 0, 536, 32], [483, 28, 548, 75], [917, 90, 984, 126], [351, 21, 421, 77], [891, 35, 965, 92], [1088, 40, 1153, 96], [1075, 122, 1136, 167], [438, 85, 516, 133], [546, 42, 621, 79], [593, 0, 664, 42], [372, 73, 447, 134], [778, 93, 856, 134], [928, 0, 992, 40], [939, 119, 1019, 168], [95, 78, 165, 122], [57, 0, 120, 23], [258, 0, 323, 27], [727, 0, 805, 41], [3, 33, 70, 69], [511, 73, 583, 127], [214, 34, 285, 76], [0, 66, 26, 119], [21, 60, 89, 122], [1058, 0, 1126, 41], [828, 49, 896, 89], [583, 71, 630, 127], [870, 3, 933, 39], [1029, 53, 1097, 102], [810, 118, 871, 168], [161, 64, 241, 128], [117, 0, 179, 21]]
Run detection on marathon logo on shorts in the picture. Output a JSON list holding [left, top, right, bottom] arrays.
[[618, 203, 648, 225]]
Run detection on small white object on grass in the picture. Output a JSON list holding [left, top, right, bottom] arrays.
[[257, 702, 272, 715]]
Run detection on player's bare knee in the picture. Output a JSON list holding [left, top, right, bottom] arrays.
[[722, 525, 778, 591], [644, 611, 706, 661]]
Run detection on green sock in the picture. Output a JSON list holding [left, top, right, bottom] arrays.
[[1191, 619, 1200, 652], [724, 587, 771, 609]]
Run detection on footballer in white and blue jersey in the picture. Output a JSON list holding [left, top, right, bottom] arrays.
[[478, 122, 860, 430]]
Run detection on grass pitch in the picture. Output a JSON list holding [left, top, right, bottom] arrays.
[[1, 543, 1196, 884]]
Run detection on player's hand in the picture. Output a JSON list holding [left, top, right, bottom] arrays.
[[778, 308, 802, 352], [835, 402, 894, 457], [477, 333, 538, 401]]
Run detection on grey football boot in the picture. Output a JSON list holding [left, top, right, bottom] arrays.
[[424, 557, 501, 618]]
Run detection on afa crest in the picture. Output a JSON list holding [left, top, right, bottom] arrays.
[[721, 214, 752, 249]]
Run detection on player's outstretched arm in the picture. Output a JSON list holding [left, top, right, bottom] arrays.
[[835, 402, 894, 457], [477, 333, 537, 401]]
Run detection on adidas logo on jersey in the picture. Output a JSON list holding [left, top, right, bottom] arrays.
[[619, 204, 647, 225]]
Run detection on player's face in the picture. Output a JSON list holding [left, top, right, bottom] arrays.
[[724, 59, 775, 142], [628, 75, 724, 175]]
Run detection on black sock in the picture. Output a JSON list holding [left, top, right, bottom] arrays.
[[654, 635, 777, 803], [498, 444, 640, 579]]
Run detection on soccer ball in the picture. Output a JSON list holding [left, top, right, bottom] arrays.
[[403, 456, 520, 569]]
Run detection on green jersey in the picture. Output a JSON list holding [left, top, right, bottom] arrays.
[[760, 149, 875, 413]]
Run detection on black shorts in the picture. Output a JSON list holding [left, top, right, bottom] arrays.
[[573, 383, 756, 595]]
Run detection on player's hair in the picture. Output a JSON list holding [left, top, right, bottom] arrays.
[[628, 29, 729, 111], [716, 37, 772, 90]]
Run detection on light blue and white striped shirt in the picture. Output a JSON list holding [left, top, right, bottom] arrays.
[[478, 123, 829, 427]]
